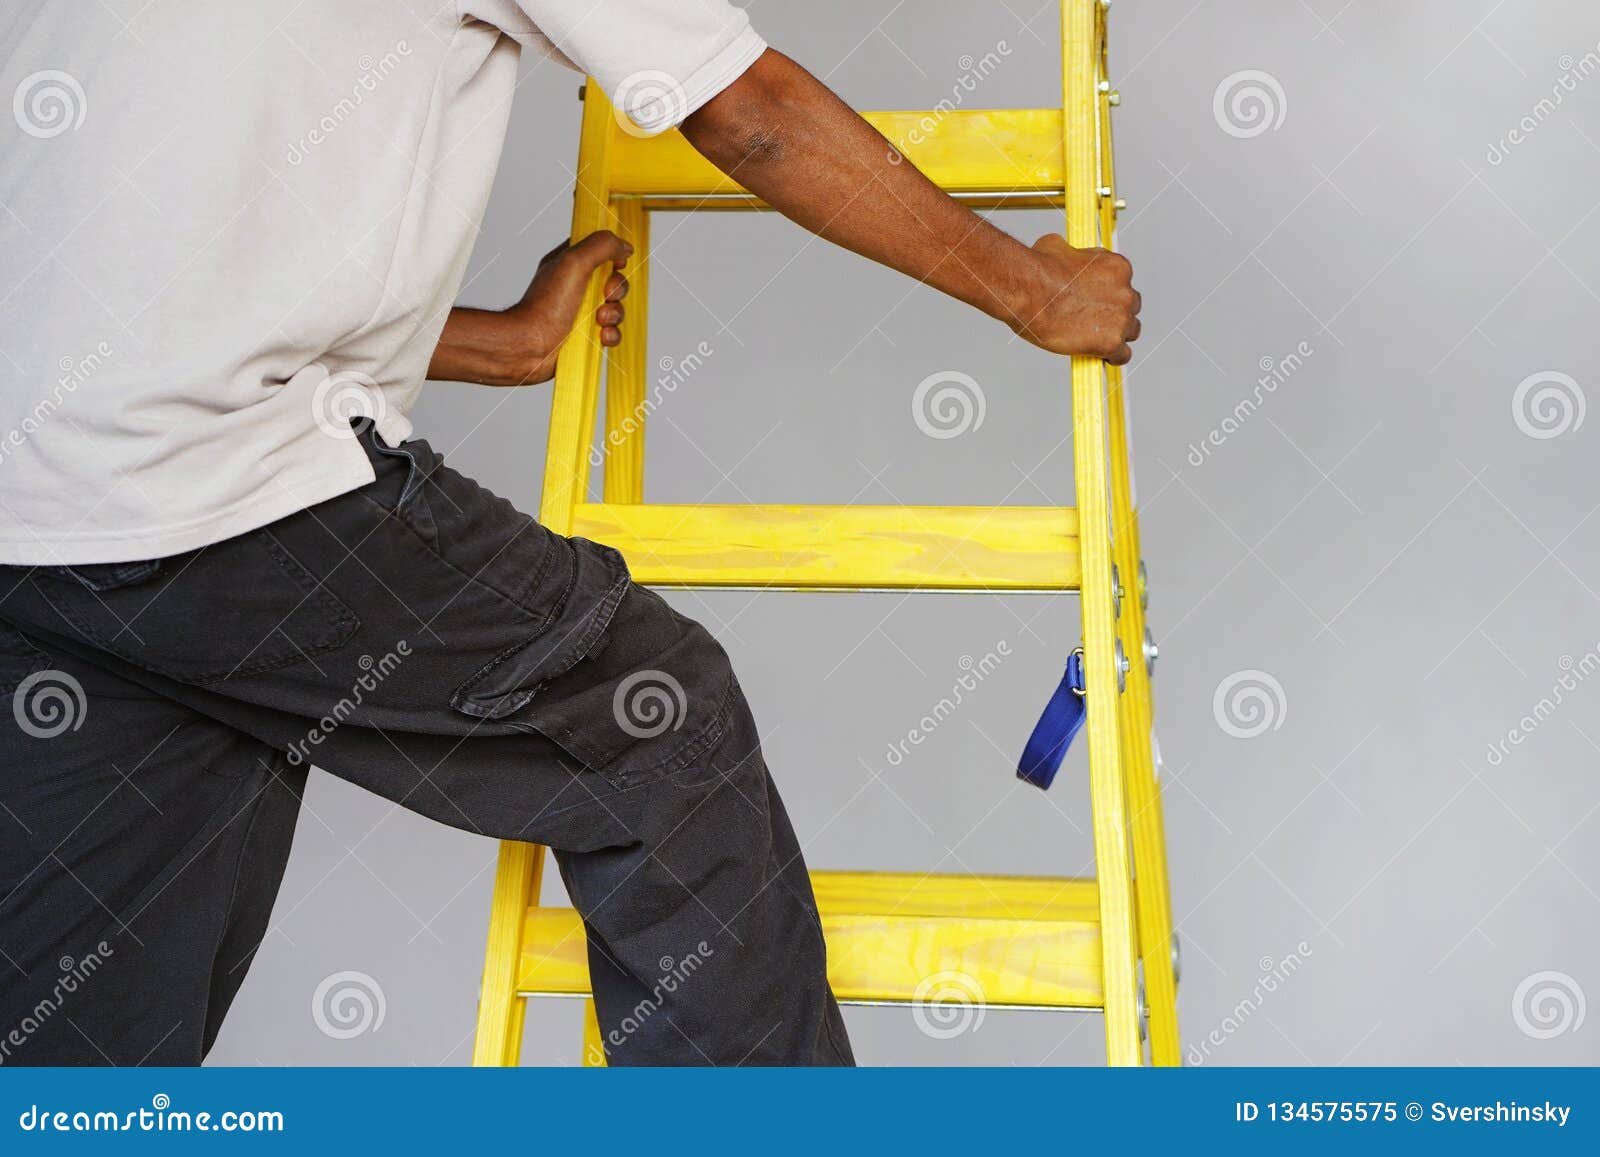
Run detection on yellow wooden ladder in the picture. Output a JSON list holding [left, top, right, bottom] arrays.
[[471, 0, 1178, 1067]]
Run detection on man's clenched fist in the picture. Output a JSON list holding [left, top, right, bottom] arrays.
[[1012, 234, 1143, 365]]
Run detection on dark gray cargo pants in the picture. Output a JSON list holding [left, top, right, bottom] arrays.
[[0, 427, 853, 1066]]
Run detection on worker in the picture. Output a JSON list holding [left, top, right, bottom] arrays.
[[0, 0, 1140, 1065]]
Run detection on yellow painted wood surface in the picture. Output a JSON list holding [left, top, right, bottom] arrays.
[[603, 200, 649, 504], [516, 871, 1105, 1009], [609, 109, 1066, 207], [812, 869, 1099, 921], [1064, 0, 1143, 1066], [540, 80, 619, 535], [1098, 49, 1182, 1066], [570, 502, 1082, 590], [638, 192, 1067, 213], [471, 841, 542, 1066], [582, 1000, 607, 1067]]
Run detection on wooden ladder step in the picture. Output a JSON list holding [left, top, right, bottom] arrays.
[[609, 108, 1068, 210], [516, 870, 1106, 1009], [569, 503, 1082, 590]]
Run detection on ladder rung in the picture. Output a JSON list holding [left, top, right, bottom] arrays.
[[636, 191, 1065, 212], [609, 109, 1066, 209], [811, 870, 1098, 920], [516, 871, 1105, 1009], [570, 503, 1081, 590]]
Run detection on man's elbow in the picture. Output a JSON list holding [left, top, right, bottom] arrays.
[[681, 49, 797, 173]]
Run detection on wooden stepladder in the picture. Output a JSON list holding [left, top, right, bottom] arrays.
[[472, 0, 1179, 1067]]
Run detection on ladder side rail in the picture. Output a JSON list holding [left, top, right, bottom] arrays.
[[1065, 0, 1143, 1066], [543, 80, 621, 534], [1093, 26, 1180, 1065], [603, 199, 649, 503], [472, 842, 543, 1065]]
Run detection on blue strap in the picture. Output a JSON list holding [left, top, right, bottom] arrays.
[[1017, 648, 1087, 790]]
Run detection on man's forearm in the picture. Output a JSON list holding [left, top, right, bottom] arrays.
[[681, 50, 1140, 362], [682, 51, 1038, 328], [427, 231, 632, 387], [428, 307, 539, 387]]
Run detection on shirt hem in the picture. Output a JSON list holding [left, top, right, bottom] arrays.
[[0, 456, 378, 567], [671, 26, 768, 127]]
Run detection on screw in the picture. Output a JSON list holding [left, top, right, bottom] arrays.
[[1109, 90, 1121, 107]]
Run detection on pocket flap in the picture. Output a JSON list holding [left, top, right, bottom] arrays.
[[450, 538, 631, 721]]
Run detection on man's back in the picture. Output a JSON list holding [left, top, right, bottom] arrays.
[[0, 2, 525, 563]]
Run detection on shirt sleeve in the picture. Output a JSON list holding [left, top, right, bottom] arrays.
[[461, 0, 767, 134]]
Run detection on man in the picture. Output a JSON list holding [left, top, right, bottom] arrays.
[[0, 1, 1139, 1065]]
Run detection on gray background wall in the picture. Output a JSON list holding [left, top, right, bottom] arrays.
[[210, 0, 1600, 1066]]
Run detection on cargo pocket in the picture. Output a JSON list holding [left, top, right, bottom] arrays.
[[31, 530, 359, 685], [455, 551, 738, 789], [451, 537, 632, 724]]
